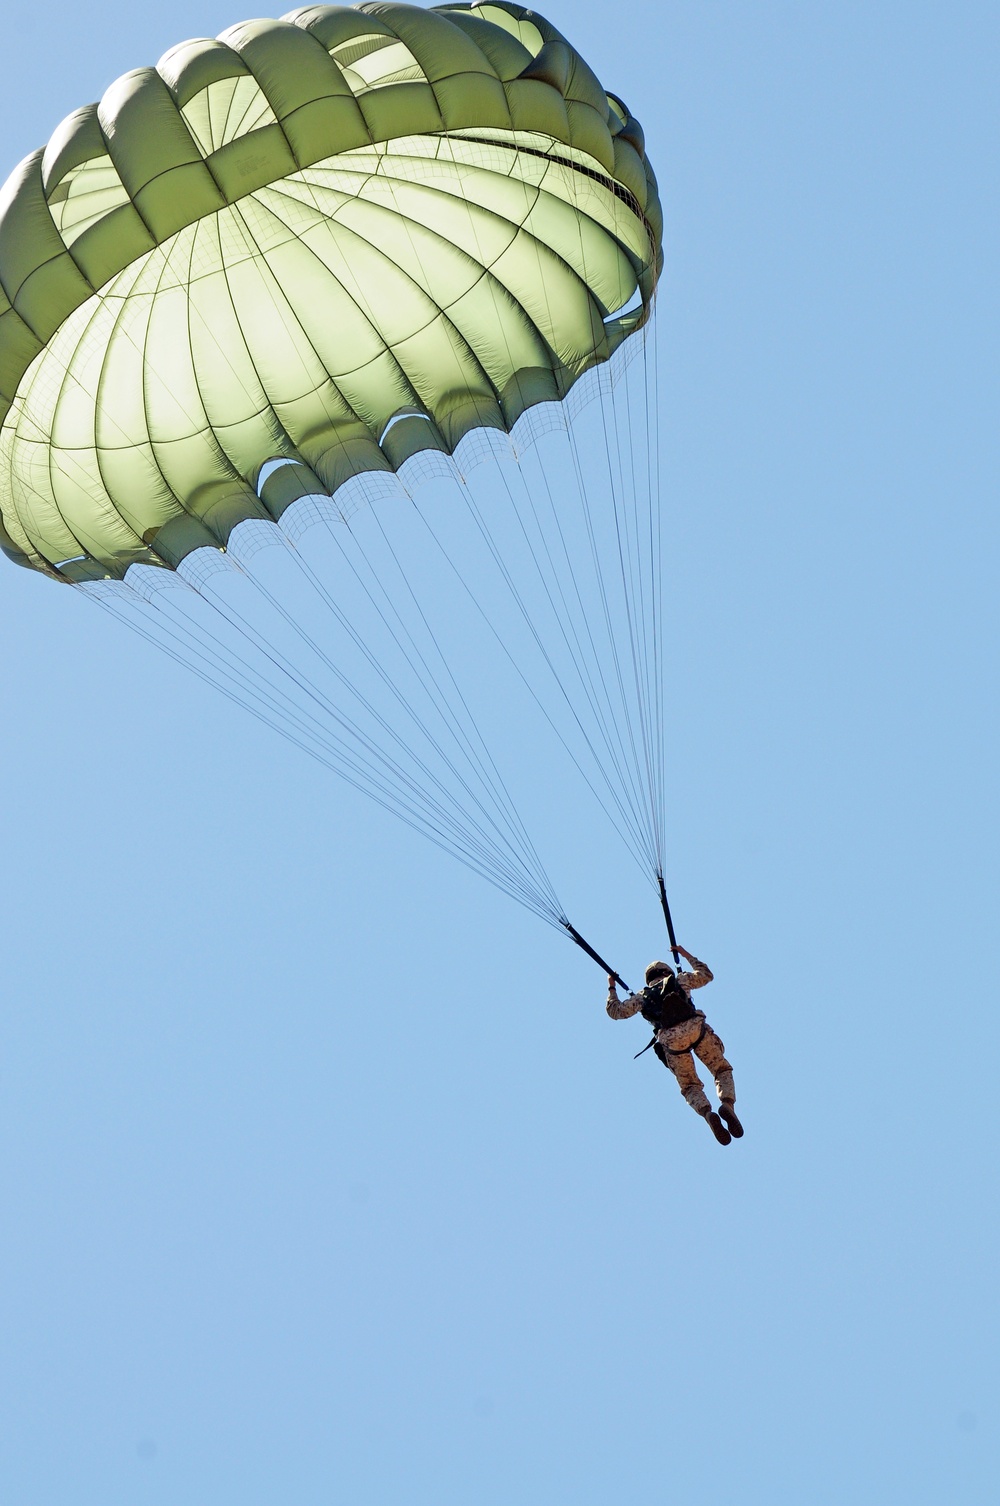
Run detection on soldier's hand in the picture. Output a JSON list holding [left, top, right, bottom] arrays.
[[607, 972, 617, 989]]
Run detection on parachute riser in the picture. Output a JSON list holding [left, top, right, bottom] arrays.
[[561, 920, 631, 995], [657, 873, 681, 968]]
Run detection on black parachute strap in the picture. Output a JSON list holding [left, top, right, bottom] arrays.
[[634, 1035, 657, 1059], [560, 919, 631, 994], [657, 872, 681, 968]]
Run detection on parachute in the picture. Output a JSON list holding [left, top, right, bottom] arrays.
[[0, 2, 670, 975]]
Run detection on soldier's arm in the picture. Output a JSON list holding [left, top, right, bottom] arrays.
[[674, 945, 713, 991], [606, 975, 644, 1019]]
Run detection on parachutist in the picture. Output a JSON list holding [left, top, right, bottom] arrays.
[[606, 948, 743, 1145]]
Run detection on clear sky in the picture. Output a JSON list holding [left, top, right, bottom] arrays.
[[0, 3, 996, 1503]]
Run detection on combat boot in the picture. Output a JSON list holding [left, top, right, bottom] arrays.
[[719, 1102, 744, 1138], [703, 1108, 731, 1146]]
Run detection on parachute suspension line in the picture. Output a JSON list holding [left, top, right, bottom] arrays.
[[644, 322, 669, 867], [295, 506, 562, 916], [446, 455, 657, 869], [265, 518, 563, 915], [612, 327, 666, 862], [636, 313, 667, 864], [560, 416, 643, 815], [398, 467, 652, 876], [83, 576, 499, 882], [304, 518, 539, 879], [503, 444, 641, 807], [587, 316, 672, 883], [233, 549, 559, 911], [90, 573, 413, 779], [77, 583, 356, 764], [76, 583, 508, 873], [641, 318, 668, 858], [562, 413, 661, 875], [591, 369, 664, 875], [79, 576, 567, 926], [92, 562, 554, 917], [187, 564, 564, 918], [485, 437, 661, 858], [557, 409, 659, 861]]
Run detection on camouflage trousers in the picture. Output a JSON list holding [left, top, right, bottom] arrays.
[[653, 1012, 735, 1117]]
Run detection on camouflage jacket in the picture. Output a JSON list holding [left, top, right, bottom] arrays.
[[606, 955, 713, 1020]]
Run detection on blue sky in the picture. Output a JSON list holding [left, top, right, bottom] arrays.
[[0, 3, 997, 1503]]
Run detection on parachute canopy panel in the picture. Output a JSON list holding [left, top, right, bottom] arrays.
[[0, 2, 662, 582]]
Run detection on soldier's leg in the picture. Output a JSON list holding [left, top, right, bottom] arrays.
[[693, 1025, 735, 1103], [655, 1042, 711, 1114], [655, 1029, 732, 1144], [694, 1025, 743, 1137]]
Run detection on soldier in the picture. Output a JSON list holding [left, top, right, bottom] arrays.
[[606, 946, 743, 1145]]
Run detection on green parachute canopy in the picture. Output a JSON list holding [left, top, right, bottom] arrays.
[[0, 2, 661, 584], [0, 2, 674, 951]]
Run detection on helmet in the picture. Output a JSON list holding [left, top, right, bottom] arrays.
[[645, 960, 675, 984]]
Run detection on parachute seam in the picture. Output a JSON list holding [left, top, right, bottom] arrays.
[[229, 187, 425, 453], [444, 131, 654, 253]]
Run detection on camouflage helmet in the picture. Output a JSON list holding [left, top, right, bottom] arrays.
[[645, 960, 675, 983]]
